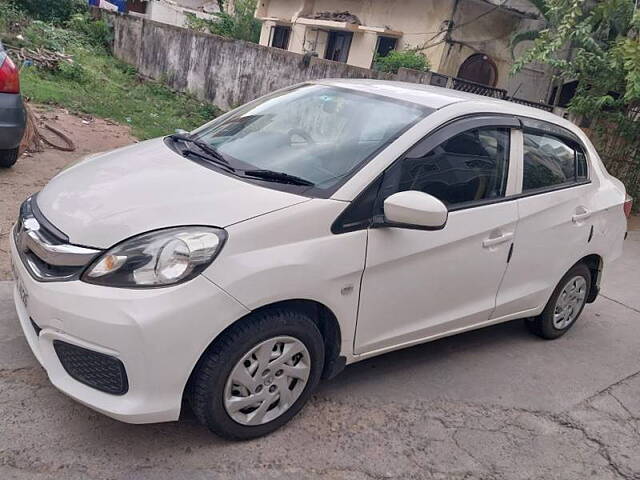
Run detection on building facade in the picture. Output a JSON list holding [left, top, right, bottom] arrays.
[[255, 0, 551, 103]]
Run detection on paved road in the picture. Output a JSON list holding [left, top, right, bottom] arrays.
[[1, 232, 639, 479]]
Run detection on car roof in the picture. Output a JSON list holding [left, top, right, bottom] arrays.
[[313, 78, 578, 134]]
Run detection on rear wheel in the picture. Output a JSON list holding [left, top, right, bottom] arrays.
[[526, 263, 591, 339], [0, 148, 19, 168], [189, 308, 324, 440]]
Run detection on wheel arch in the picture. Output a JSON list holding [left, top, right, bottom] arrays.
[[182, 298, 344, 404], [578, 253, 603, 303]]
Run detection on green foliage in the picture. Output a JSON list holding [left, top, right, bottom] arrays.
[[56, 59, 89, 83], [514, 0, 636, 116], [66, 13, 113, 49], [22, 20, 88, 51], [11, 0, 86, 23], [374, 50, 430, 74], [185, 0, 261, 43]]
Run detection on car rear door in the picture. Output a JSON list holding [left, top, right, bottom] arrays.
[[354, 116, 521, 355], [492, 119, 595, 320]]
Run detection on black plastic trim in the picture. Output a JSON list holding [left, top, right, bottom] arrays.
[[507, 243, 514, 263], [322, 355, 347, 380], [53, 340, 129, 395], [31, 193, 70, 244], [370, 214, 447, 231]]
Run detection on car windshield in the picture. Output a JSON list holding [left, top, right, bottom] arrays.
[[190, 84, 429, 193]]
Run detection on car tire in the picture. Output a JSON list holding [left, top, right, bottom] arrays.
[[526, 263, 592, 340], [0, 148, 19, 168], [188, 308, 325, 440]]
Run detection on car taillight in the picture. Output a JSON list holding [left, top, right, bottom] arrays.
[[624, 195, 633, 218], [0, 53, 20, 94]]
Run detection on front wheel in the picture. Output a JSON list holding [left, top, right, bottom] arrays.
[[189, 309, 325, 440], [526, 263, 591, 339]]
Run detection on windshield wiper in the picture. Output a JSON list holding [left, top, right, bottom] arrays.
[[169, 133, 234, 170], [241, 169, 315, 186]]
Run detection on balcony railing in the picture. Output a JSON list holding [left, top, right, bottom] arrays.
[[509, 97, 555, 112], [396, 68, 555, 112], [451, 77, 507, 99]]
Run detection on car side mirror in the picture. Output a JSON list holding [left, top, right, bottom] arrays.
[[383, 191, 448, 230]]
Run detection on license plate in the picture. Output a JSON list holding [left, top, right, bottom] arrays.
[[11, 261, 28, 310]]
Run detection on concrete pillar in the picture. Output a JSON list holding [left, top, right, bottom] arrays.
[[259, 20, 275, 46], [289, 23, 307, 54], [347, 31, 378, 69]]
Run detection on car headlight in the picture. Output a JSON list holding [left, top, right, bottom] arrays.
[[82, 227, 227, 288]]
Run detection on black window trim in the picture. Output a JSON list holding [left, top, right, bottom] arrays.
[[332, 113, 593, 233]]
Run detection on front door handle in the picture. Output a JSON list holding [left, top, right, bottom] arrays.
[[483, 231, 514, 248], [572, 208, 592, 223]]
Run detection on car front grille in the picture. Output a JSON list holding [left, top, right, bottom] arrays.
[[14, 195, 102, 282], [53, 340, 129, 395]]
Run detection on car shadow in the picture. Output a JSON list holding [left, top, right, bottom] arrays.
[[317, 318, 535, 394]]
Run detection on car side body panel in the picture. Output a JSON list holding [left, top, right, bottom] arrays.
[[201, 199, 366, 362]]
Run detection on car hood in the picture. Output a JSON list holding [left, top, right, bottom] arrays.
[[36, 138, 308, 248]]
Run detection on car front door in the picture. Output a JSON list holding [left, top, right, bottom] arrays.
[[354, 116, 521, 355]]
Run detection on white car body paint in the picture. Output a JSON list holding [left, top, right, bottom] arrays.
[[10, 80, 628, 424]]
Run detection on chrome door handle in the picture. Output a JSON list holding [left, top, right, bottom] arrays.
[[483, 232, 514, 248], [572, 209, 592, 223]]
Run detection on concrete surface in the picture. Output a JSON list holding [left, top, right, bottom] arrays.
[[1, 231, 639, 479]]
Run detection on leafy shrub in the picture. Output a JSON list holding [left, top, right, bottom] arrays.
[[23, 20, 87, 51], [185, 0, 261, 43], [56, 60, 89, 83], [374, 50, 430, 74], [67, 14, 112, 49], [12, 0, 86, 23]]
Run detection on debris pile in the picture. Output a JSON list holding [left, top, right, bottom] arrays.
[[7, 46, 73, 71], [305, 11, 361, 25]]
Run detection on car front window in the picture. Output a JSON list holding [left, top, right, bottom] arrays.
[[192, 85, 429, 194]]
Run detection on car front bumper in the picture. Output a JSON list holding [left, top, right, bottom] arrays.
[[0, 92, 26, 150], [10, 229, 250, 423]]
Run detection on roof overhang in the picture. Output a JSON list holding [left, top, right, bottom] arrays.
[[357, 25, 403, 37], [295, 17, 361, 32], [256, 16, 292, 25]]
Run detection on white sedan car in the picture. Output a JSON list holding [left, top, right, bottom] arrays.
[[10, 80, 631, 439]]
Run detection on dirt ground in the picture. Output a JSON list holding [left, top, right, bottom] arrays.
[[0, 106, 136, 280]]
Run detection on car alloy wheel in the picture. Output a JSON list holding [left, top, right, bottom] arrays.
[[223, 336, 311, 426], [552, 275, 587, 330]]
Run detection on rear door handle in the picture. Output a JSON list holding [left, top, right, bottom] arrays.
[[572, 209, 592, 223], [483, 232, 514, 248]]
